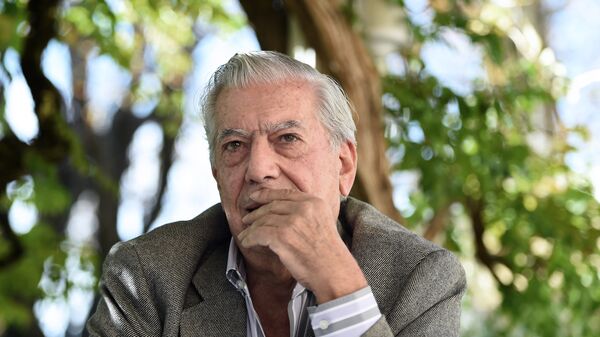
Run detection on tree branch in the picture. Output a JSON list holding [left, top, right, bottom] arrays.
[[466, 197, 503, 285], [20, 0, 70, 160], [285, 0, 404, 224], [1, 0, 70, 187], [423, 203, 451, 241], [144, 130, 176, 233], [239, 0, 289, 52], [0, 0, 70, 271]]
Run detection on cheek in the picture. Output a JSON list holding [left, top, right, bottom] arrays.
[[294, 151, 340, 193], [215, 168, 243, 207], [216, 168, 246, 235]]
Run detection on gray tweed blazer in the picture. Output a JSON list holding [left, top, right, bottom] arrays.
[[87, 197, 466, 337]]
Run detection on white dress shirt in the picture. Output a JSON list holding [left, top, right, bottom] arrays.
[[226, 238, 381, 337]]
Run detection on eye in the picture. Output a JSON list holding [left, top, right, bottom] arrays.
[[280, 134, 299, 143], [224, 140, 243, 152]]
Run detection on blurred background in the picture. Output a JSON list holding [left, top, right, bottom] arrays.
[[1, 0, 599, 336]]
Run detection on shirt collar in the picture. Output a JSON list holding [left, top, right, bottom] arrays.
[[226, 238, 246, 290]]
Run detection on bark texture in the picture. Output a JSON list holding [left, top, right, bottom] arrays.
[[0, 0, 67, 269], [285, 0, 403, 223], [239, 0, 289, 53]]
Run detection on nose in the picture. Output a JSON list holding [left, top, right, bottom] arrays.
[[245, 138, 279, 184]]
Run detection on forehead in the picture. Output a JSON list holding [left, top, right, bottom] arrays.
[[214, 81, 320, 128]]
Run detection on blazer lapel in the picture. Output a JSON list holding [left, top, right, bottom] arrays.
[[340, 198, 401, 317], [180, 242, 246, 337]]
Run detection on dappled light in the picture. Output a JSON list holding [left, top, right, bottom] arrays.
[[1, 0, 599, 336]]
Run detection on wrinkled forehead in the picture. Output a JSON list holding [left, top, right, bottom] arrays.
[[214, 81, 319, 124], [214, 77, 317, 104]]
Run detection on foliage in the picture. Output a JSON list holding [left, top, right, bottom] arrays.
[[0, 224, 65, 330], [383, 0, 600, 336], [0, 0, 28, 53], [0, 0, 244, 335], [1, 0, 598, 336]]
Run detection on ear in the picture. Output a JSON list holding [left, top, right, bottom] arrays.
[[338, 140, 357, 196]]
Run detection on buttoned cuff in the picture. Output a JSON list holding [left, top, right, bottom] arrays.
[[307, 286, 382, 337]]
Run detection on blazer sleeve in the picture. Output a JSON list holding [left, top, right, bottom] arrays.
[[361, 249, 466, 337], [86, 241, 162, 337]]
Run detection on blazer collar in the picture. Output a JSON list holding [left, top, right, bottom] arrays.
[[340, 197, 400, 316], [180, 239, 247, 337], [180, 197, 398, 336]]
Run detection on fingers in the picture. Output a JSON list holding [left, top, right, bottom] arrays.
[[242, 199, 300, 225], [238, 214, 287, 249], [249, 188, 307, 203]]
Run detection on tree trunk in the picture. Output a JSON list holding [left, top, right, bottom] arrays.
[[285, 0, 403, 223], [238, 0, 289, 53]]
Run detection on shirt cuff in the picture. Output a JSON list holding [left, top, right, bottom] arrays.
[[307, 286, 382, 337]]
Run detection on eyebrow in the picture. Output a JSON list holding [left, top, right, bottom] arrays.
[[218, 128, 251, 143], [217, 120, 304, 143]]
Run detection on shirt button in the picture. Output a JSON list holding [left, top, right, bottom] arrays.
[[236, 280, 246, 289], [319, 320, 329, 330]]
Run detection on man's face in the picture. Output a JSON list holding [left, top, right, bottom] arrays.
[[211, 81, 355, 246]]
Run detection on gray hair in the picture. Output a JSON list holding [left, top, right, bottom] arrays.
[[201, 51, 357, 166]]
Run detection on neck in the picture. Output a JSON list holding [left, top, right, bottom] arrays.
[[245, 261, 294, 337], [241, 249, 296, 296]]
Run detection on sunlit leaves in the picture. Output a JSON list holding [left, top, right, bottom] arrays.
[[1, 1, 246, 334], [0, 224, 65, 330], [384, 1, 600, 336], [15, 152, 71, 215], [0, 0, 28, 52], [63, 6, 97, 37]]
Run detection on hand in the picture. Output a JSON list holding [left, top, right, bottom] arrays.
[[238, 189, 367, 303]]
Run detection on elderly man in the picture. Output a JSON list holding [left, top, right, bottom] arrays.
[[87, 51, 466, 337]]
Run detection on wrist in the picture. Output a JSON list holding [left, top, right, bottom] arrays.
[[312, 265, 368, 304]]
